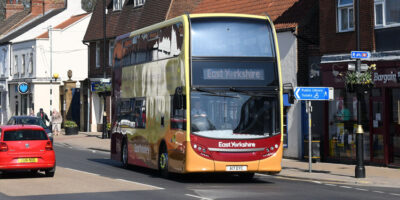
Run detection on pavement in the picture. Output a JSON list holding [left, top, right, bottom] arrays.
[[54, 131, 400, 188]]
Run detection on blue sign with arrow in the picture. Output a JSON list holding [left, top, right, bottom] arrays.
[[294, 87, 334, 101], [351, 51, 370, 59]]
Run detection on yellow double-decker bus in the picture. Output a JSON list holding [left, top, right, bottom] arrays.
[[111, 13, 283, 179]]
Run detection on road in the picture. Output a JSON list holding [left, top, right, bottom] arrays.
[[0, 144, 399, 200]]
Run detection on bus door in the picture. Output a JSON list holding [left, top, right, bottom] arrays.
[[167, 87, 186, 172]]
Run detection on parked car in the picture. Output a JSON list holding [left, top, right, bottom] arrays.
[[0, 125, 56, 177], [7, 116, 53, 143]]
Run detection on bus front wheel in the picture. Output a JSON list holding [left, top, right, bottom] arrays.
[[158, 145, 169, 178]]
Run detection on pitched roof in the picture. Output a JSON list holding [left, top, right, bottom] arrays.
[[192, 0, 317, 30], [83, 0, 172, 42], [0, 8, 65, 44], [0, 10, 31, 37], [166, 0, 202, 19], [37, 13, 90, 39]]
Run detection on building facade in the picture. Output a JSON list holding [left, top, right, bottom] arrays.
[[319, 0, 400, 166], [82, 0, 173, 132], [0, 0, 88, 125]]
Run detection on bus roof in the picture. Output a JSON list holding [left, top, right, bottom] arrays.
[[115, 13, 271, 43]]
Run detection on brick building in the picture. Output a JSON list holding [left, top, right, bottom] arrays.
[[319, 0, 400, 166]]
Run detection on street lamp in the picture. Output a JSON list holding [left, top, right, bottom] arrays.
[[355, 0, 366, 178], [102, 0, 107, 139]]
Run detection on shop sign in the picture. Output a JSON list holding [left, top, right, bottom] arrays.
[[91, 81, 111, 92], [373, 72, 400, 84], [18, 82, 29, 94]]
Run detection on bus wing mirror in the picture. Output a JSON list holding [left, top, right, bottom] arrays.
[[283, 83, 295, 104]]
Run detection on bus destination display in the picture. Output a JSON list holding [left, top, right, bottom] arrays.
[[203, 68, 265, 80]]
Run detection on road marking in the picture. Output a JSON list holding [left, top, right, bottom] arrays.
[[312, 181, 322, 184], [354, 188, 368, 191], [116, 179, 164, 190], [255, 173, 270, 177], [390, 193, 400, 196], [325, 184, 337, 187], [185, 194, 213, 200], [64, 168, 100, 176], [340, 186, 353, 189], [373, 191, 384, 194]]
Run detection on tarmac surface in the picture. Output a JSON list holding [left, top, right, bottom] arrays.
[[54, 131, 400, 188]]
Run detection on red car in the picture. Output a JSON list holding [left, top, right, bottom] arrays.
[[0, 125, 56, 177]]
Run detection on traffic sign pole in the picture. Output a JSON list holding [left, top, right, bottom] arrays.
[[307, 101, 312, 173]]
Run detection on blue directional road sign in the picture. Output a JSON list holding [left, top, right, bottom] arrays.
[[294, 87, 334, 101], [351, 51, 370, 59]]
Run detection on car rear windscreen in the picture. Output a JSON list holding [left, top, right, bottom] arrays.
[[3, 130, 48, 141]]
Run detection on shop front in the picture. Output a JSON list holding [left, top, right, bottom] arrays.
[[321, 61, 400, 167]]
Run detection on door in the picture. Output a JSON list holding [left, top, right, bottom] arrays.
[[390, 88, 400, 166], [370, 88, 388, 164]]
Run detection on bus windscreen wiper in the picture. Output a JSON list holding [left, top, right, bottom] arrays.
[[229, 87, 277, 97], [194, 88, 238, 98]]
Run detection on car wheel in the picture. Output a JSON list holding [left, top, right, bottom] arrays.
[[158, 144, 169, 178], [122, 141, 128, 168], [45, 167, 56, 177]]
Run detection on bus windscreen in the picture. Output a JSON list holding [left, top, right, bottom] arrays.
[[191, 18, 275, 57]]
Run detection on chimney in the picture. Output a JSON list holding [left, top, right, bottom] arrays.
[[31, 0, 45, 15], [5, 1, 25, 19], [31, 0, 66, 16]]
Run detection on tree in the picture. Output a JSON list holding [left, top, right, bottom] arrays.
[[81, 0, 97, 12]]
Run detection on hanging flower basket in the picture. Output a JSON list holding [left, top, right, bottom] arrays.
[[342, 64, 376, 93], [346, 83, 373, 93]]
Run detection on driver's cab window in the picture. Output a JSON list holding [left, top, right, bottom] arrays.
[[7, 119, 14, 125]]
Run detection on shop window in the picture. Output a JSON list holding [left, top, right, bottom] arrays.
[[337, 0, 354, 32], [328, 89, 370, 160], [374, 0, 400, 28], [391, 88, 400, 164]]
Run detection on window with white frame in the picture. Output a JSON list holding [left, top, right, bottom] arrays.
[[337, 0, 354, 32], [14, 55, 18, 75], [96, 42, 100, 68], [134, 0, 145, 7], [21, 54, 25, 74], [375, 0, 400, 28], [109, 40, 114, 67], [28, 53, 33, 74], [113, 0, 125, 10]]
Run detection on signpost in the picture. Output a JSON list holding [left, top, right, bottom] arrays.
[[351, 51, 370, 59], [294, 87, 334, 101], [295, 87, 334, 172]]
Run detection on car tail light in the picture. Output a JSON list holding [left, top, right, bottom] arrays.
[[45, 141, 53, 151], [0, 142, 8, 152]]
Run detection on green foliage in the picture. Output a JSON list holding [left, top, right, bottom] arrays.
[[64, 120, 78, 128], [94, 83, 111, 93], [81, 0, 97, 12], [342, 64, 376, 86]]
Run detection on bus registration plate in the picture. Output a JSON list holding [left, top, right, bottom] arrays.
[[226, 165, 247, 171]]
